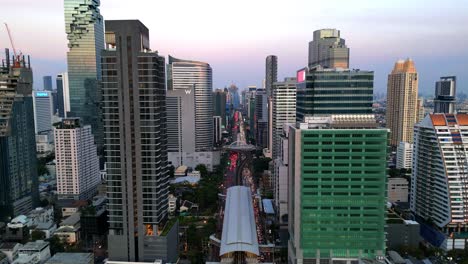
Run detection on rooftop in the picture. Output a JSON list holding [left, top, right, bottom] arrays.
[[45, 252, 93, 264], [220, 186, 259, 257], [19, 240, 49, 251], [60, 212, 80, 227]]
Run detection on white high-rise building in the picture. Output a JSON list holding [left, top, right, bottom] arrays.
[[396, 142, 413, 169], [54, 118, 100, 200], [411, 114, 468, 249], [33, 91, 54, 134], [272, 77, 296, 159]]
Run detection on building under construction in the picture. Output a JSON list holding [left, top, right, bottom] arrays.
[[0, 48, 38, 221]]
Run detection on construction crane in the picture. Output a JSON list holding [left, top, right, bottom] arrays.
[[4, 23, 22, 67]]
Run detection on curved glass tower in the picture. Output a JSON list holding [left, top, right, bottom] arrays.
[[64, 0, 104, 147], [168, 56, 213, 151]]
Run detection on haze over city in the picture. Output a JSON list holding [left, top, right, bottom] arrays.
[[1, 0, 467, 94]]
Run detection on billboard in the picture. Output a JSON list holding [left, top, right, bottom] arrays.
[[35, 91, 49, 97], [297, 68, 306, 83]]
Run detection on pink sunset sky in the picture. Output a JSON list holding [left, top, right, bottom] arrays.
[[1, 0, 467, 94]]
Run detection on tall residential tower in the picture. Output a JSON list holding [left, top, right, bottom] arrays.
[[102, 20, 176, 262], [386, 59, 419, 147], [411, 114, 468, 249], [265, 55, 278, 97]]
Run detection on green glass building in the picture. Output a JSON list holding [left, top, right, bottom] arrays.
[[65, 0, 104, 148], [288, 115, 388, 263], [296, 67, 374, 122]]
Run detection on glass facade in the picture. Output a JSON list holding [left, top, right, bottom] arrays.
[[65, 0, 104, 147], [0, 65, 38, 221], [296, 69, 374, 121], [168, 56, 213, 152]]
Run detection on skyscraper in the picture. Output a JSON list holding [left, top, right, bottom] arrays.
[[213, 88, 227, 126], [43, 76, 53, 91], [265, 55, 278, 97], [386, 59, 418, 147], [434, 76, 457, 114], [56, 73, 69, 118], [0, 50, 38, 221], [168, 55, 213, 152], [411, 114, 468, 249], [54, 118, 100, 200], [102, 20, 176, 262], [33, 91, 54, 133], [65, 0, 104, 147], [296, 67, 374, 121], [255, 88, 268, 148], [271, 77, 296, 159], [308, 29, 349, 69], [288, 115, 388, 263]]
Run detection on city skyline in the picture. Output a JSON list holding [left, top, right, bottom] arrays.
[[1, 0, 467, 94]]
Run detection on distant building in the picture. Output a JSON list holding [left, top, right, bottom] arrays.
[[434, 76, 457, 114], [214, 116, 222, 145], [213, 89, 227, 126], [416, 97, 425, 123], [255, 88, 268, 148], [265, 55, 278, 97], [386, 59, 418, 147], [43, 76, 53, 91], [411, 114, 468, 250], [0, 50, 38, 222], [54, 118, 100, 200], [396, 142, 413, 169], [271, 77, 296, 159], [296, 67, 373, 121], [288, 115, 387, 263], [36, 131, 54, 154], [308, 29, 349, 69], [388, 178, 409, 203], [33, 90, 54, 134], [56, 73, 69, 118], [168, 195, 177, 215]]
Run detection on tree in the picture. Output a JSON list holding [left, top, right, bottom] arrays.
[[31, 230, 46, 241], [195, 164, 208, 178], [48, 235, 65, 255]]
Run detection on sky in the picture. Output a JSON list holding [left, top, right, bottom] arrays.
[[1, 0, 467, 95]]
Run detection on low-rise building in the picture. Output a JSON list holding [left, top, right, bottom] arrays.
[[13, 240, 50, 264], [386, 209, 420, 250], [0, 242, 21, 263], [45, 252, 93, 264], [388, 177, 409, 203], [55, 212, 80, 244]]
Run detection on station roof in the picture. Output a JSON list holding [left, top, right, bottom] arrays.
[[220, 186, 259, 257]]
